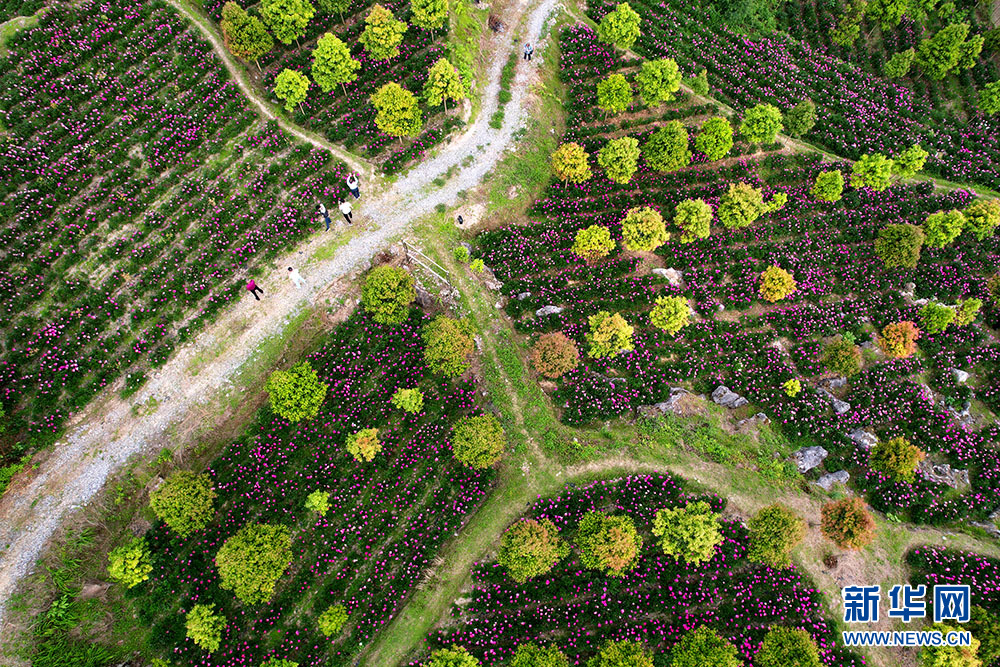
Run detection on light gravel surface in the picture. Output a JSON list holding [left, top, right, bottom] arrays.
[[0, 0, 558, 642]]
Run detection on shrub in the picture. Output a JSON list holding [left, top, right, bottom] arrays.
[[261, 660, 299, 667], [894, 144, 929, 178], [530, 333, 580, 378], [185, 604, 226, 653], [150, 470, 217, 538], [989, 274, 1000, 305], [783, 99, 816, 137], [667, 625, 743, 667], [754, 627, 821, 667], [954, 298, 981, 326], [695, 117, 733, 161], [107, 537, 153, 589], [851, 153, 894, 191], [576, 511, 642, 576], [871, 436, 925, 481], [673, 198, 712, 243], [391, 387, 425, 413], [783, 378, 801, 396], [596, 2, 641, 50], [585, 311, 634, 358], [919, 623, 982, 667], [265, 361, 329, 422], [497, 518, 569, 582], [551, 142, 592, 183], [739, 103, 783, 144], [634, 58, 680, 106], [510, 642, 570, 667], [587, 640, 654, 667], [425, 646, 481, 666], [920, 302, 956, 335], [884, 48, 916, 77], [651, 501, 723, 566], [215, 523, 293, 604], [621, 207, 668, 251], [758, 265, 796, 302], [649, 296, 690, 335], [822, 337, 862, 377], [317, 604, 348, 636], [981, 81, 1000, 115], [642, 121, 690, 173], [820, 497, 876, 550], [346, 428, 381, 462], [718, 182, 766, 229], [968, 607, 1000, 667], [597, 136, 640, 184], [811, 170, 844, 202], [422, 316, 475, 377], [747, 504, 805, 567], [454, 246, 470, 262], [766, 192, 788, 213], [963, 199, 1000, 240], [305, 490, 330, 516], [875, 223, 925, 268], [572, 225, 616, 262], [470, 258, 484, 273], [361, 266, 416, 325], [878, 321, 921, 359], [924, 209, 966, 248], [596, 73, 632, 115], [451, 414, 505, 469], [685, 68, 709, 95]]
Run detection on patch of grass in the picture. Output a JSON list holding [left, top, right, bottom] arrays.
[[447, 0, 488, 119], [309, 226, 357, 262]]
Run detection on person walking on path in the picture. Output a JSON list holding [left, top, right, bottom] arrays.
[[346, 172, 361, 199], [317, 202, 332, 231], [339, 200, 353, 224], [287, 267, 306, 288], [246, 279, 264, 300], [523, 42, 533, 61]]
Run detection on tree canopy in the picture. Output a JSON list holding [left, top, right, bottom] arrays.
[[551, 143, 592, 183], [215, 523, 293, 605], [150, 470, 217, 538], [596, 74, 633, 115], [274, 69, 310, 112], [643, 121, 691, 173], [265, 360, 329, 422], [498, 518, 569, 582], [597, 136, 640, 184], [621, 206, 668, 251], [422, 315, 475, 377], [668, 626, 744, 667], [596, 3, 641, 50], [259, 0, 315, 46], [371, 82, 423, 138], [311, 33, 360, 94], [424, 57, 464, 111], [585, 311, 634, 358], [649, 296, 691, 335], [695, 116, 733, 161], [572, 225, 616, 262], [221, 3, 273, 65], [359, 4, 408, 61], [634, 58, 681, 106], [674, 198, 713, 243], [451, 414, 506, 469], [362, 265, 416, 325], [576, 511, 642, 576], [739, 103, 783, 144], [651, 501, 723, 565]]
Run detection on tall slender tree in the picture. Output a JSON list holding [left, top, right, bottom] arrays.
[[311, 33, 360, 95], [424, 57, 464, 111], [411, 0, 448, 37]]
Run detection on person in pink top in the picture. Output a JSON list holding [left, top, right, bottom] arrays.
[[246, 279, 264, 300]]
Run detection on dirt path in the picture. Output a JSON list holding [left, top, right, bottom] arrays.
[[0, 0, 559, 638]]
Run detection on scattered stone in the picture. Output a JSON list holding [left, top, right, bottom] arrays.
[[711, 385, 748, 409], [415, 286, 435, 309], [860, 340, 875, 350], [971, 521, 1000, 538], [792, 446, 829, 473], [815, 470, 850, 491], [474, 335, 483, 351], [494, 301, 503, 309], [535, 305, 564, 317], [902, 282, 916, 297], [639, 387, 691, 418], [823, 376, 848, 389], [651, 267, 683, 286], [831, 398, 851, 415], [847, 429, 878, 450], [516, 291, 531, 300], [918, 461, 970, 489], [913, 297, 929, 306], [717, 303, 725, 311], [952, 368, 969, 383], [79, 583, 110, 600], [737, 412, 771, 428]]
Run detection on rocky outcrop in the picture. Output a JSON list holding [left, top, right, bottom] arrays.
[[651, 268, 683, 286], [815, 470, 850, 491], [792, 446, 828, 473], [638, 387, 690, 419], [919, 461, 970, 489], [818, 388, 851, 415], [535, 305, 564, 317], [847, 429, 878, 450], [711, 385, 748, 409]]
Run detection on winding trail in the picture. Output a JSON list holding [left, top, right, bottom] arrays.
[[0, 0, 558, 638]]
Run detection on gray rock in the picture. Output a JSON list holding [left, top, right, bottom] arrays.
[[516, 291, 532, 300], [711, 385, 748, 409], [918, 461, 970, 489], [638, 387, 690, 418], [913, 297, 929, 306], [903, 282, 916, 296], [824, 376, 848, 389], [535, 305, 564, 317], [737, 412, 771, 427], [952, 368, 969, 383], [792, 446, 829, 473], [651, 267, 683, 286], [815, 470, 850, 491], [847, 429, 878, 450], [832, 398, 852, 415]]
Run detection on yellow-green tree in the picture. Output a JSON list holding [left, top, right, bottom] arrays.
[[274, 68, 310, 112], [571, 225, 615, 263], [370, 82, 423, 140], [359, 4, 407, 61], [759, 265, 796, 302], [596, 2, 641, 50], [621, 206, 668, 251], [411, 0, 448, 36], [451, 414, 505, 469], [424, 57, 464, 111], [346, 428, 381, 462], [585, 311, 633, 358], [260, 0, 315, 46], [673, 198, 712, 243], [422, 315, 475, 377], [265, 360, 329, 422], [598, 136, 640, 184], [311, 33, 360, 95], [649, 296, 690, 335], [215, 523, 293, 604], [596, 73, 632, 115], [186, 604, 226, 653], [551, 142, 592, 183], [652, 501, 723, 565]]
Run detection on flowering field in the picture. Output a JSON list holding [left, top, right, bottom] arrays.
[[0, 0, 350, 453], [586, 0, 1000, 190], [475, 24, 1000, 526], [126, 310, 496, 666], [423, 474, 864, 666], [908, 545, 1000, 614]]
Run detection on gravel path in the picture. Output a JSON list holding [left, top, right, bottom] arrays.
[[0, 0, 557, 639]]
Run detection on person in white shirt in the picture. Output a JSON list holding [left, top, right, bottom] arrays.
[[346, 172, 360, 199], [287, 267, 306, 288], [339, 200, 353, 224]]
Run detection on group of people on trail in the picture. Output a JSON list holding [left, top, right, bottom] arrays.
[[246, 171, 362, 301]]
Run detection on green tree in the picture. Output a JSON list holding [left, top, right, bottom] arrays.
[[360, 4, 407, 60], [884, 48, 916, 78], [261, 660, 299, 667], [318, 604, 349, 636], [754, 628, 821, 667], [643, 121, 690, 173], [497, 518, 569, 582], [822, 337, 861, 376], [695, 117, 733, 161], [186, 604, 226, 653], [451, 414, 505, 469], [980, 81, 1000, 114], [391, 387, 424, 413], [274, 68, 310, 112], [346, 427, 381, 462], [260, 0, 315, 46], [924, 209, 966, 248], [830, 12, 861, 47], [530, 333, 579, 379], [585, 311, 634, 358], [316, 0, 350, 21], [783, 99, 815, 138], [893, 143, 929, 178], [865, 0, 907, 30], [362, 265, 416, 325], [957, 34, 985, 71], [572, 225, 616, 262], [739, 103, 783, 144], [311, 33, 360, 95], [107, 536, 153, 589], [916, 23, 971, 79], [919, 624, 982, 667], [718, 182, 766, 229], [411, 0, 448, 35], [674, 198, 713, 243], [370, 82, 423, 140], [596, 2, 641, 50], [215, 523, 293, 604], [266, 360, 328, 422], [510, 643, 570, 667], [587, 640, 654, 667], [551, 142, 592, 183], [871, 436, 925, 481], [968, 607, 1000, 667], [424, 57, 464, 111], [851, 153, 894, 191], [811, 169, 844, 202], [759, 265, 796, 302], [963, 199, 1000, 240], [621, 206, 668, 251], [747, 504, 805, 568], [649, 296, 690, 335], [425, 646, 481, 667], [221, 2, 273, 68], [955, 298, 982, 326], [920, 302, 956, 334], [576, 511, 642, 576], [596, 73, 633, 115], [820, 497, 876, 550], [634, 58, 680, 106], [597, 136, 640, 184], [668, 626, 743, 667], [150, 470, 217, 538], [652, 500, 723, 565], [305, 490, 330, 516], [422, 316, 475, 377], [875, 223, 925, 268], [685, 68, 709, 95]]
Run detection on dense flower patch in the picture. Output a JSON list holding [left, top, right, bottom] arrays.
[[424, 475, 864, 666], [908, 546, 1000, 615], [0, 0, 348, 452], [0, 0, 43, 22], [129, 310, 496, 666]]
